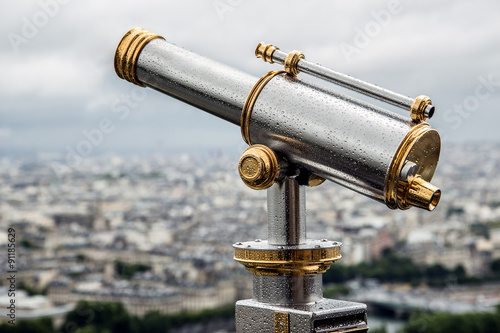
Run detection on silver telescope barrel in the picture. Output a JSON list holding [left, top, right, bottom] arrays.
[[114, 28, 257, 125], [256, 43, 435, 123], [114, 28, 441, 211]]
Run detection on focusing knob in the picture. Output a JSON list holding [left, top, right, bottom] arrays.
[[239, 145, 280, 190]]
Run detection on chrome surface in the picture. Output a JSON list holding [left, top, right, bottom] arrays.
[[399, 161, 418, 182], [236, 299, 368, 333], [249, 73, 412, 202], [233, 239, 341, 251], [271, 48, 421, 114], [267, 178, 305, 246], [136, 39, 257, 125], [253, 275, 322, 305], [250, 179, 321, 308]]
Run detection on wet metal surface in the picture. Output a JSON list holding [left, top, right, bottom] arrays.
[[250, 74, 412, 202], [136, 39, 257, 125], [267, 178, 306, 246]]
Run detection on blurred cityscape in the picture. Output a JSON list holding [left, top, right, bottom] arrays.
[[1, 142, 500, 331]]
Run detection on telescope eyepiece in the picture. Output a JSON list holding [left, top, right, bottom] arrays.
[[406, 176, 441, 211]]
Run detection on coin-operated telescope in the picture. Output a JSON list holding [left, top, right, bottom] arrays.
[[114, 28, 441, 333]]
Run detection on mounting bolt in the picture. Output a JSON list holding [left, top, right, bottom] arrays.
[[239, 145, 280, 190]]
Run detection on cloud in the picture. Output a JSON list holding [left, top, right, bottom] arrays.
[[0, 54, 105, 98], [0, 0, 499, 155]]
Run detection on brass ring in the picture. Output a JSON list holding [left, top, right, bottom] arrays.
[[255, 42, 278, 63], [234, 247, 341, 276], [241, 71, 286, 144], [385, 123, 440, 210], [410, 95, 432, 122], [284, 50, 305, 76], [114, 27, 165, 87]]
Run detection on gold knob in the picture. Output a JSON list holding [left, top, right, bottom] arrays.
[[255, 42, 278, 63], [410, 95, 434, 122], [239, 145, 280, 190], [284, 50, 305, 76]]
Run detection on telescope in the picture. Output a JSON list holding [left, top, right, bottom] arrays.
[[114, 27, 442, 332]]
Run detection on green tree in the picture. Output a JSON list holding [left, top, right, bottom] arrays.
[[20, 239, 40, 249], [356, 250, 422, 283], [140, 311, 171, 332], [114, 260, 150, 279], [402, 308, 500, 333], [491, 258, 500, 275], [61, 301, 139, 333], [18, 281, 48, 296], [323, 284, 351, 298], [323, 264, 355, 284], [0, 317, 53, 333]]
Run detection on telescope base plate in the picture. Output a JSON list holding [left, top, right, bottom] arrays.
[[235, 298, 368, 333]]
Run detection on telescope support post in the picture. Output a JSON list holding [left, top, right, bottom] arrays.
[[268, 177, 306, 246], [234, 178, 369, 333]]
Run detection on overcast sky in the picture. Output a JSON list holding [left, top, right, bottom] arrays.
[[1, 0, 499, 157]]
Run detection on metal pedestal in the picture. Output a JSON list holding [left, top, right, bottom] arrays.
[[234, 178, 368, 332], [236, 299, 367, 333]]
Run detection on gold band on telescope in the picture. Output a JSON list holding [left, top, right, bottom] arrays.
[[284, 50, 305, 76], [114, 27, 165, 87], [241, 71, 286, 145], [234, 246, 342, 276]]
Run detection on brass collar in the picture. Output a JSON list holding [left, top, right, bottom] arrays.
[[241, 71, 286, 145], [385, 123, 440, 210], [114, 27, 164, 87]]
